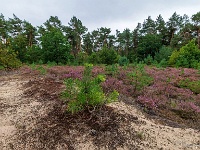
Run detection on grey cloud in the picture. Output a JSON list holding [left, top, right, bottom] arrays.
[[0, 0, 200, 32]]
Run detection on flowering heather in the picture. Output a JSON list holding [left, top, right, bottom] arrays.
[[181, 68, 199, 78], [63, 70, 83, 80], [178, 101, 200, 113], [48, 66, 75, 75], [44, 65, 200, 121], [36, 64, 200, 128], [47, 66, 107, 80], [137, 95, 158, 109], [92, 66, 105, 76], [101, 77, 133, 95], [117, 70, 129, 80], [143, 66, 200, 113]]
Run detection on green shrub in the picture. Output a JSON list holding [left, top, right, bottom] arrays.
[[118, 56, 129, 66], [168, 50, 179, 66], [76, 52, 89, 65], [47, 61, 57, 67], [62, 64, 119, 114], [98, 47, 119, 65], [105, 64, 119, 76], [128, 63, 153, 92], [127, 50, 138, 63], [0, 48, 22, 69], [178, 79, 200, 94], [156, 59, 168, 68], [36, 65, 47, 75], [37, 59, 44, 65], [29, 63, 47, 75], [88, 52, 100, 64], [25, 46, 43, 64], [155, 46, 173, 63], [169, 40, 200, 68], [197, 63, 200, 74], [144, 55, 154, 65], [0, 65, 4, 70]]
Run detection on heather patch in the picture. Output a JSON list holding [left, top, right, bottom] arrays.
[[144, 66, 200, 124], [21, 65, 200, 128]]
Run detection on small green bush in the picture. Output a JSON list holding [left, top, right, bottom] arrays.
[[155, 46, 173, 63], [178, 79, 200, 94], [118, 56, 129, 66], [47, 61, 57, 67], [76, 52, 89, 65], [98, 47, 119, 65], [105, 64, 119, 76], [36, 66, 47, 75], [0, 48, 22, 69], [128, 63, 153, 92], [62, 64, 119, 114], [144, 55, 154, 65], [168, 50, 179, 66], [156, 59, 168, 68], [88, 52, 100, 64], [0, 65, 4, 70], [29, 63, 47, 75]]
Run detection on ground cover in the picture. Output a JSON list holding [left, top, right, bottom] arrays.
[[0, 65, 200, 149]]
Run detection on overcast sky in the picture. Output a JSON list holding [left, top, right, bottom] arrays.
[[1, 0, 200, 33]]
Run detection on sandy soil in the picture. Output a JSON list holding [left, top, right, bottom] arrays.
[[0, 72, 200, 150]]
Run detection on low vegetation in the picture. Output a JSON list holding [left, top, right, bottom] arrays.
[[0, 11, 200, 129], [62, 64, 119, 114], [32, 63, 199, 129]]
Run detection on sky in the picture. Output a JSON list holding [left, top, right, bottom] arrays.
[[1, 0, 200, 33]]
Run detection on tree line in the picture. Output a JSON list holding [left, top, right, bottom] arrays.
[[0, 11, 200, 67]]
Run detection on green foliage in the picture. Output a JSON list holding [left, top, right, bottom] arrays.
[[118, 56, 129, 66], [105, 64, 119, 76], [67, 16, 88, 57], [127, 50, 138, 63], [47, 61, 57, 67], [197, 64, 200, 74], [10, 34, 27, 62], [154, 46, 173, 63], [98, 47, 119, 65], [128, 64, 153, 92], [36, 65, 47, 75], [169, 40, 200, 68], [25, 46, 43, 64], [62, 64, 119, 114], [29, 64, 47, 75], [41, 28, 71, 64], [116, 28, 133, 56], [156, 59, 168, 68], [168, 50, 179, 66], [1, 12, 200, 66], [88, 52, 100, 64], [37, 60, 44, 65], [0, 48, 22, 69], [76, 52, 89, 65], [178, 78, 200, 94], [144, 55, 154, 65], [95, 74, 106, 83], [137, 34, 162, 60]]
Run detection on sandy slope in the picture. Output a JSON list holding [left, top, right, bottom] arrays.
[[0, 73, 199, 150], [0, 74, 44, 149], [0, 76, 22, 149], [109, 101, 200, 150]]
